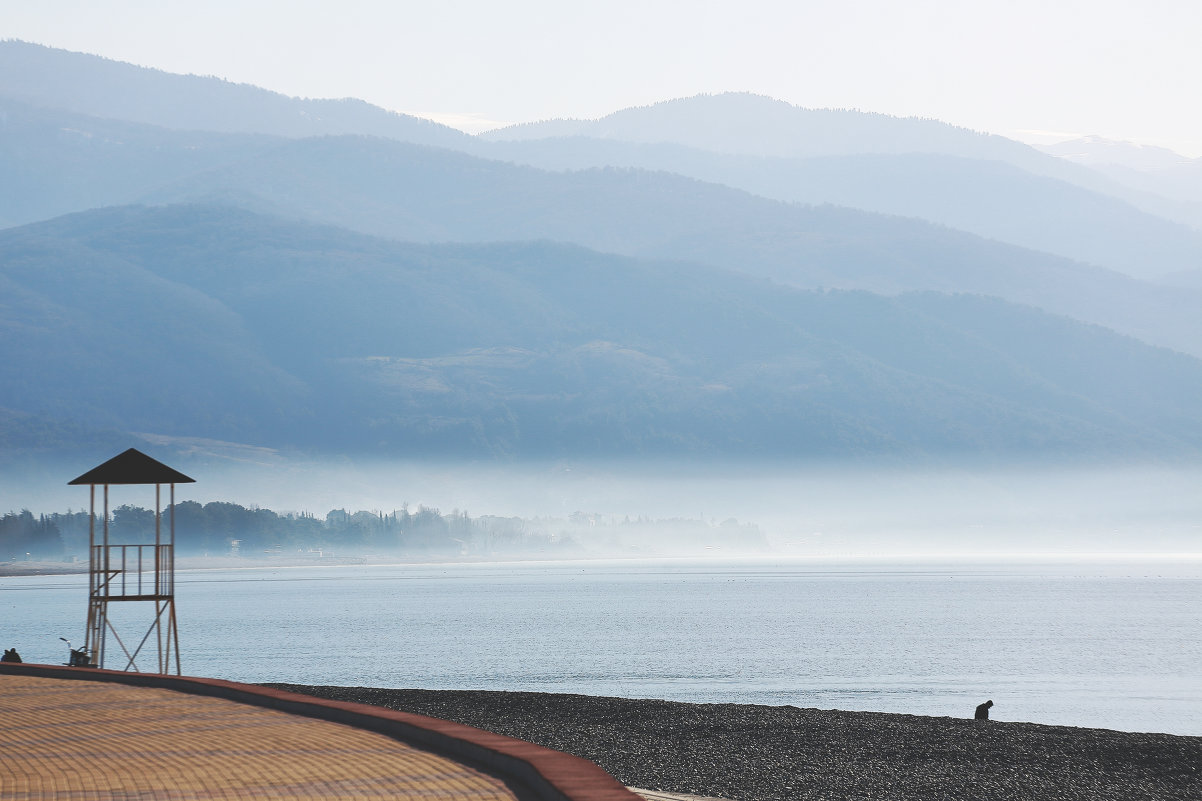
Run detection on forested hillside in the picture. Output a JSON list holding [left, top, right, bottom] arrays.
[[3, 204, 1201, 460]]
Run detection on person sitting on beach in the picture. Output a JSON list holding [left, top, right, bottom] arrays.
[[975, 699, 993, 720], [1, 648, 21, 663]]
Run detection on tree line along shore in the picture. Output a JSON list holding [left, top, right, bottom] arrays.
[[1, 503, 766, 565]]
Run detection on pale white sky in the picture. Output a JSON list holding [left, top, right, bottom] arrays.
[[3, 0, 1200, 155]]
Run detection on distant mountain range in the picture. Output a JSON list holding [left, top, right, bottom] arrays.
[[479, 137, 1202, 284], [478, 93, 1202, 228], [5, 109, 1196, 357], [1037, 135, 1202, 230], [482, 93, 1087, 178], [4, 45, 1201, 284], [4, 204, 1201, 459], [0, 39, 469, 148], [1, 41, 1200, 461], [1040, 135, 1197, 171]]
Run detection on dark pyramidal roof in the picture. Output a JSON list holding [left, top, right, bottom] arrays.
[[68, 448, 195, 485]]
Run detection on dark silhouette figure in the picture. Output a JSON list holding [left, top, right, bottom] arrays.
[[975, 699, 994, 720], [1, 648, 21, 663]]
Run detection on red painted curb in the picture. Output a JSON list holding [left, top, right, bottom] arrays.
[[0, 663, 641, 801]]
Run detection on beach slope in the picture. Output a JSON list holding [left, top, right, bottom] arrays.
[[268, 686, 1199, 801]]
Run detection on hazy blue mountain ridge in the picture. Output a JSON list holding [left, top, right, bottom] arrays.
[[5, 43, 1202, 462], [477, 138, 1202, 283], [0, 40, 470, 148], [1074, 160, 1202, 229], [0, 95, 280, 228], [3, 97, 1199, 357], [5, 93, 1197, 296], [3, 204, 1201, 459], [5, 44, 1199, 313], [6, 41, 1196, 233], [1039, 135, 1202, 200], [136, 134, 1202, 358], [479, 93, 1202, 233], [484, 94, 1036, 159], [480, 93, 1138, 193]]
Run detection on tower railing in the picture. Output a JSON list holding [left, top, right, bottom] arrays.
[[89, 544, 174, 599]]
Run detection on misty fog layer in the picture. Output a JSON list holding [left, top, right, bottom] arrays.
[[9, 458, 1200, 559]]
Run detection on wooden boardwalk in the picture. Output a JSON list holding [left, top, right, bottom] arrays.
[[0, 673, 519, 800]]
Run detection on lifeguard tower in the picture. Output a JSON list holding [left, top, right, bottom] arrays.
[[68, 448, 194, 673]]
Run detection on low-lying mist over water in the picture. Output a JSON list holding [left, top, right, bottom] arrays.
[[9, 457, 1200, 559], [136, 459, 1202, 557]]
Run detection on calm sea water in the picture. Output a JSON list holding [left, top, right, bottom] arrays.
[[3, 558, 1200, 735]]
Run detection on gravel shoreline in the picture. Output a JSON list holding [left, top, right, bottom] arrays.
[[266, 685, 1200, 801]]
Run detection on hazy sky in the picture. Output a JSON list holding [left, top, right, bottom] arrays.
[[3, 0, 1200, 155]]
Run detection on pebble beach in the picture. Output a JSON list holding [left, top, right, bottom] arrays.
[[268, 685, 1201, 801]]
